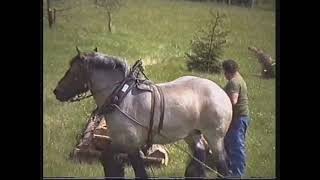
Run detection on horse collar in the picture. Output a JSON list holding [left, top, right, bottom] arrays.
[[98, 77, 136, 114]]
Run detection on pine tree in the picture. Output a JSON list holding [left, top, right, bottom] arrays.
[[186, 11, 229, 74]]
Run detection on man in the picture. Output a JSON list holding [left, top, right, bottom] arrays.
[[222, 59, 250, 178]]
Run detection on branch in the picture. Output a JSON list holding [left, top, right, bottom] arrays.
[[207, 12, 221, 61]]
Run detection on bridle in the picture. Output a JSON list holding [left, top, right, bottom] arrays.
[[68, 81, 122, 103], [68, 59, 147, 104]]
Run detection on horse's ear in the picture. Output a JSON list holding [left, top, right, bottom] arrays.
[[76, 46, 81, 55], [94, 47, 98, 52]]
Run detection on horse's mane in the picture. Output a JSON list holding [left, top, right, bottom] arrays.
[[72, 52, 130, 76]]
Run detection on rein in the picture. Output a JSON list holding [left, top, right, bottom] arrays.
[[68, 83, 120, 102]]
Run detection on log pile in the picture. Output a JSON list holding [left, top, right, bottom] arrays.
[[248, 46, 276, 78], [69, 111, 169, 167]]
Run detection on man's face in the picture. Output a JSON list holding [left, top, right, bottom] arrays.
[[224, 71, 232, 80]]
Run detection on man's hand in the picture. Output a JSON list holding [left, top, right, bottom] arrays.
[[229, 93, 239, 105]]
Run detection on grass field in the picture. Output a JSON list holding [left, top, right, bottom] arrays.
[[43, 0, 276, 178]]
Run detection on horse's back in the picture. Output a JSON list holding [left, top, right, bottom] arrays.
[[159, 76, 228, 100], [174, 76, 232, 113], [158, 76, 232, 128]]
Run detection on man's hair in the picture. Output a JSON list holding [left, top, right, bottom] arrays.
[[222, 59, 239, 74]]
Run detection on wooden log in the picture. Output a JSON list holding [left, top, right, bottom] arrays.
[[93, 134, 112, 141], [94, 118, 109, 136], [115, 154, 164, 164], [97, 118, 107, 129], [146, 144, 169, 166], [71, 111, 169, 166], [143, 156, 164, 164], [69, 147, 101, 164], [248, 46, 275, 78], [92, 134, 111, 150]]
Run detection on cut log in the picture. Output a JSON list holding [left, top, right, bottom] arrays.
[[143, 156, 164, 164], [70, 111, 169, 167], [248, 46, 275, 78], [93, 134, 111, 140], [113, 153, 164, 165], [146, 144, 169, 166]]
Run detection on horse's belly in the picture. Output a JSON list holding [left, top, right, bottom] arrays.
[[152, 98, 200, 144]]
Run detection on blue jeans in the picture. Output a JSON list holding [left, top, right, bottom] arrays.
[[224, 115, 250, 178]]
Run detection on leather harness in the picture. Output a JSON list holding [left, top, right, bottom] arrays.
[[97, 60, 165, 151], [147, 84, 165, 149]]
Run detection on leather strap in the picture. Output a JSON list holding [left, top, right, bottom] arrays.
[[155, 85, 165, 133], [146, 85, 156, 149], [145, 85, 165, 149]]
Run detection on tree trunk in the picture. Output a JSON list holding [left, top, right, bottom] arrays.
[[107, 11, 112, 33], [228, 0, 231, 5], [47, 0, 53, 28], [53, 8, 56, 24], [250, 0, 255, 8]]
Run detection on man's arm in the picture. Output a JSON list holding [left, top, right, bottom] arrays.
[[225, 80, 240, 105], [225, 80, 240, 128], [229, 92, 239, 105]]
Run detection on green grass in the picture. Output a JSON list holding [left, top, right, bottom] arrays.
[[44, 0, 275, 178]]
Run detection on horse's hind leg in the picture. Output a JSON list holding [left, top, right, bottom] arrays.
[[202, 131, 229, 178], [184, 131, 207, 178]]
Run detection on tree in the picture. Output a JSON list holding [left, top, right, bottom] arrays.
[[95, 0, 124, 33], [47, 0, 53, 28], [186, 11, 229, 74]]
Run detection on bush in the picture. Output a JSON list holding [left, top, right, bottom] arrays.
[[186, 11, 229, 74]]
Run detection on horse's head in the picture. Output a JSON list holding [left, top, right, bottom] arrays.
[[54, 47, 129, 104], [53, 47, 95, 102]]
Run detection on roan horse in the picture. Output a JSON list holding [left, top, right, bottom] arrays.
[[53, 47, 233, 178]]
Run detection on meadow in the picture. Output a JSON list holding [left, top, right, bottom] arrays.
[[43, 0, 276, 178]]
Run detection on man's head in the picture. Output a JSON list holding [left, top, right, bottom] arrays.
[[222, 59, 239, 80]]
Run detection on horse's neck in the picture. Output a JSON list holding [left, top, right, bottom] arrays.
[[92, 91, 109, 108], [89, 70, 124, 108]]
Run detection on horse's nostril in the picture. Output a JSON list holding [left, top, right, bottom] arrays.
[[53, 89, 58, 95]]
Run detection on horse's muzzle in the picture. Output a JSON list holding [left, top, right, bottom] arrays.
[[53, 88, 69, 102], [53, 89, 58, 96]]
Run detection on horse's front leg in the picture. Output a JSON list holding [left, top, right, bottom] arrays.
[[128, 149, 148, 178], [100, 147, 125, 178]]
